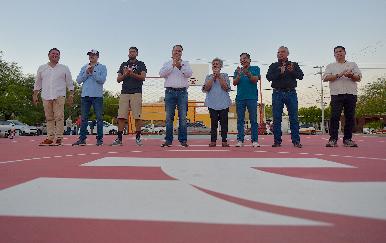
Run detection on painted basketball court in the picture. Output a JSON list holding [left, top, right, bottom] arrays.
[[0, 134, 385, 243]]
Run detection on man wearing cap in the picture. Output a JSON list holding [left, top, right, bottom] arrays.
[[111, 47, 147, 146], [33, 48, 74, 146], [72, 49, 107, 146]]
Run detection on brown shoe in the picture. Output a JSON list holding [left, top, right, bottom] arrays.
[[51, 139, 62, 146], [222, 142, 230, 147], [39, 139, 53, 146], [209, 142, 216, 147]]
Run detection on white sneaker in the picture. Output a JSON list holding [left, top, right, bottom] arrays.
[[235, 141, 244, 147], [135, 137, 143, 146], [252, 142, 260, 148]]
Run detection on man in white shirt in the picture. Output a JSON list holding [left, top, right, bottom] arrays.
[[33, 48, 74, 146], [323, 46, 361, 147], [159, 45, 193, 147]]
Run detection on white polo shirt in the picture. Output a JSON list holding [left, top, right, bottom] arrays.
[[323, 61, 362, 95]]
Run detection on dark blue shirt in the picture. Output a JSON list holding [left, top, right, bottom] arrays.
[[117, 60, 147, 94], [266, 60, 304, 89]]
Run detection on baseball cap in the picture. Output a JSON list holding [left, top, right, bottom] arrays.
[[87, 49, 99, 56]]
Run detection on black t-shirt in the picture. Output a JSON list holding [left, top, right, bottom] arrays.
[[117, 60, 147, 94]]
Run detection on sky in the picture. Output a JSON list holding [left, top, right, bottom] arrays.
[[1, 0, 386, 107]]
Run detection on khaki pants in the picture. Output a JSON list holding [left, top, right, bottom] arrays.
[[43, 96, 65, 141]]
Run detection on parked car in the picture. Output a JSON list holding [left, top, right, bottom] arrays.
[[0, 120, 15, 137], [35, 123, 47, 135], [7, 120, 38, 136], [299, 124, 316, 135], [141, 124, 166, 134], [186, 122, 211, 135], [363, 127, 376, 134], [85, 121, 118, 135]]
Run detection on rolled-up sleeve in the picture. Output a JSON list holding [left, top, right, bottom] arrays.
[[76, 65, 88, 84], [159, 61, 174, 78], [181, 61, 193, 78], [34, 66, 43, 91], [93, 65, 107, 84]]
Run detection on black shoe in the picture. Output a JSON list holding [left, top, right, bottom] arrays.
[[326, 139, 338, 147], [72, 140, 86, 146], [96, 139, 103, 146], [343, 139, 358, 147], [180, 142, 189, 147], [293, 142, 303, 148], [272, 143, 281, 147], [161, 141, 172, 147]]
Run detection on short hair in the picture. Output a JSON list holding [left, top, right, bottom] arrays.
[[48, 48, 60, 55], [129, 46, 138, 52], [334, 46, 346, 53], [278, 46, 289, 54], [211, 57, 223, 68], [173, 44, 183, 51], [240, 52, 250, 59]]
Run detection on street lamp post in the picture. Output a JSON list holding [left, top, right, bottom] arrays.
[[314, 66, 325, 134]]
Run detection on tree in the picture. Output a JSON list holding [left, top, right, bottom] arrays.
[[298, 106, 322, 124], [356, 78, 386, 116], [0, 53, 45, 124]]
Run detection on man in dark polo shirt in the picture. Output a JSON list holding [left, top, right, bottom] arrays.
[[266, 46, 304, 148], [111, 47, 147, 146]]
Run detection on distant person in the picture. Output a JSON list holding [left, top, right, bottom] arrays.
[[323, 46, 361, 147], [266, 46, 304, 148], [159, 45, 192, 147], [110, 47, 147, 146], [233, 53, 261, 148], [202, 58, 231, 147], [89, 120, 96, 135], [75, 115, 81, 135], [65, 116, 72, 135], [33, 48, 74, 146], [72, 49, 107, 146]]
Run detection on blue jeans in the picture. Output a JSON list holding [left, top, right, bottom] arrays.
[[79, 97, 103, 141], [272, 90, 300, 144], [236, 99, 258, 142], [164, 88, 188, 143]]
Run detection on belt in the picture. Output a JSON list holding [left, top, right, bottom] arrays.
[[166, 87, 187, 91], [274, 88, 295, 92]]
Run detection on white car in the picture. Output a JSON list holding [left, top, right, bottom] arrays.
[[299, 124, 317, 135], [141, 124, 166, 134], [0, 120, 15, 137], [7, 120, 38, 136], [86, 121, 118, 135]]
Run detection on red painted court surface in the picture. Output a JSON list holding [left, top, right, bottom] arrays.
[[0, 134, 386, 243]]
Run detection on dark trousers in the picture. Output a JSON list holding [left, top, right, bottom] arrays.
[[209, 108, 229, 142], [329, 94, 357, 141]]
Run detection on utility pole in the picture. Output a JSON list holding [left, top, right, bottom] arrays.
[[314, 66, 325, 134]]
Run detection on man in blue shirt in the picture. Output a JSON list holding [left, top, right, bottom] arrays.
[[233, 53, 261, 147], [72, 49, 107, 146], [266, 46, 303, 148]]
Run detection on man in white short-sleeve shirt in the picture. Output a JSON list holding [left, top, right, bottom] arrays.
[[323, 46, 361, 147]]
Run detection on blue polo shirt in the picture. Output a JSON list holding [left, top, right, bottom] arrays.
[[234, 66, 260, 101]]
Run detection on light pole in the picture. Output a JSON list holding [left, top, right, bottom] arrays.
[[314, 66, 325, 134]]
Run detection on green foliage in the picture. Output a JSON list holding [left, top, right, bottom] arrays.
[[357, 78, 386, 116], [365, 120, 383, 129], [298, 106, 322, 124], [0, 53, 45, 124], [0, 52, 120, 125]]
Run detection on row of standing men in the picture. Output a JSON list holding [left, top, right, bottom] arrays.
[[32, 45, 361, 148]]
